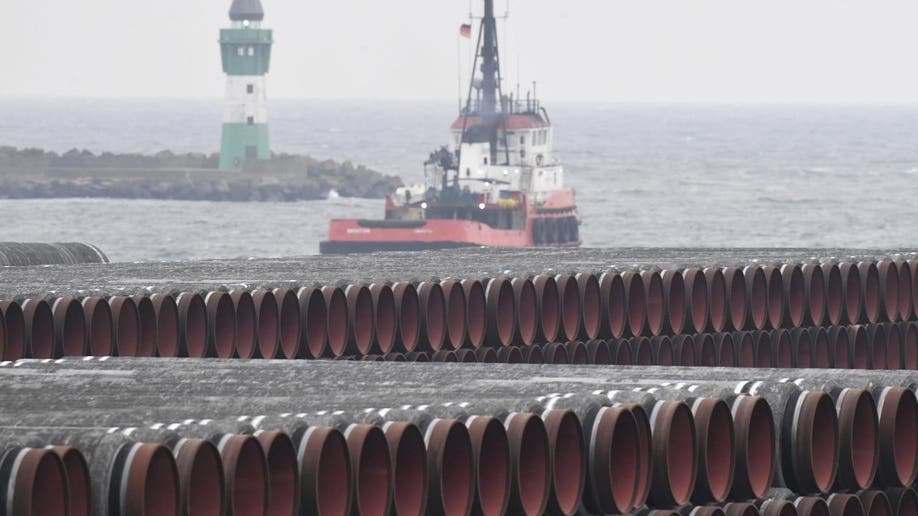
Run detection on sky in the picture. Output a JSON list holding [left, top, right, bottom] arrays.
[[6, 0, 918, 103]]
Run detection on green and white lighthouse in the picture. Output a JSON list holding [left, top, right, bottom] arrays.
[[219, 0, 273, 170]]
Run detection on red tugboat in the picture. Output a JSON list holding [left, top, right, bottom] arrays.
[[320, 0, 580, 254]]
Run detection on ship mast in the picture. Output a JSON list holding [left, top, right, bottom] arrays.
[[460, 0, 509, 166]]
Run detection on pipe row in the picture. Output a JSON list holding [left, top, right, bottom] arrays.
[[1, 264, 917, 363], [3, 359, 918, 514]]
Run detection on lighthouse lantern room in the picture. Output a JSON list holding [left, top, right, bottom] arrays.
[[219, 0, 273, 170]]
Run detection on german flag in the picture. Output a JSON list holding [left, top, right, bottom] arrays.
[[460, 23, 472, 38]]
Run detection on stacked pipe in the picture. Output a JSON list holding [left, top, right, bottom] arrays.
[[0, 259, 917, 365], [0, 359, 916, 515]]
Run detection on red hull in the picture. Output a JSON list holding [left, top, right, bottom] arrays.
[[320, 189, 580, 254]]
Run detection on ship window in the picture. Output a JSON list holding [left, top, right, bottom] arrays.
[[520, 135, 525, 145], [237, 47, 244, 57], [483, 157, 488, 165], [466, 168, 471, 177], [246, 84, 254, 94], [246, 116, 254, 125], [247, 46, 255, 56]]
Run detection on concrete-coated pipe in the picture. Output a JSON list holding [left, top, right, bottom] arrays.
[[540, 409, 585, 516], [867, 324, 889, 370], [22, 299, 54, 359], [793, 497, 831, 516], [599, 272, 627, 339], [859, 262, 882, 325], [833, 388, 879, 491], [229, 290, 256, 359], [0, 241, 108, 266], [824, 263, 845, 327], [0, 446, 69, 516], [875, 386, 918, 487], [705, 268, 728, 334], [877, 260, 900, 323], [431, 350, 458, 363], [484, 278, 515, 348], [643, 270, 666, 337], [382, 422, 427, 516], [368, 283, 398, 357], [810, 327, 831, 368], [291, 425, 352, 516], [587, 339, 611, 365], [495, 346, 521, 363], [848, 325, 870, 370], [684, 268, 709, 335], [474, 347, 497, 363], [254, 430, 299, 516], [771, 329, 793, 368], [753, 331, 774, 368], [176, 293, 207, 359], [763, 266, 785, 330], [532, 275, 561, 344], [110, 296, 141, 358], [440, 280, 467, 351], [715, 333, 735, 367], [723, 503, 759, 516], [757, 498, 798, 516], [661, 270, 687, 336], [653, 335, 675, 366], [802, 264, 826, 327], [170, 437, 225, 516], [52, 296, 86, 357], [633, 336, 654, 365], [511, 278, 537, 347], [857, 491, 891, 516], [895, 260, 914, 322], [828, 327, 850, 369], [839, 262, 863, 326], [150, 294, 179, 358], [781, 264, 806, 329], [464, 416, 509, 516], [733, 332, 756, 368], [417, 282, 447, 352], [132, 296, 156, 358], [690, 398, 735, 504], [542, 342, 568, 364], [392, 283, 420, 354], [343, 424, 391, 516], [296, 287, 327, 359], [673, 334, 696, 367], [723, 268, 748, 333], [885, 488, 918, 516], [454, 349, 477, 363], [564, 340, 588, 365], [460, 279, 486, 350], [0, 302, 23, 360], [576, 273, 602, 341], [272, 288, 301, 359], [791, 328, 812, 368], [609, 339, 632, 365], [900, 322, 918, 369], [556, 274, 582, 342], [205, 292, 236, 359], [82, 296, 114, 357], [743, 266, 768, 331], [622, 271, 647, 337], [252, 289, 280, 359], [214, 433, 269, 516], [826, 494, 864, 516], [322, 286, 349, 358], [345, 284, 375, 357]]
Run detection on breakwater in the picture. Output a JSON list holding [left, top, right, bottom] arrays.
[[0, 146, 402, 201]]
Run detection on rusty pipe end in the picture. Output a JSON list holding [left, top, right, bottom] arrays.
[[296, 426, 352, 516], [383, 422, 427, 516], [465, 416, 510, 516], [732, 395, 775, 500], [691, 398, 735, 504], [172, 438, 224, 516]]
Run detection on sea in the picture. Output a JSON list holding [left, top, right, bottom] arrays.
[[1, 97, 918, 262]]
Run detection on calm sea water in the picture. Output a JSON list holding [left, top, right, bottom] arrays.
[[1, 98, 918, 262]]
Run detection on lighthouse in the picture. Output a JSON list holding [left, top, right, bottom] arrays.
[[219, 0, 273, 170]]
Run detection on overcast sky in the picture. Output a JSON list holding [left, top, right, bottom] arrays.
[[6, 0, 918, 103]]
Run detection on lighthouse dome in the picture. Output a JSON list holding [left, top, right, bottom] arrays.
[[229, 0, 264, 22]]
